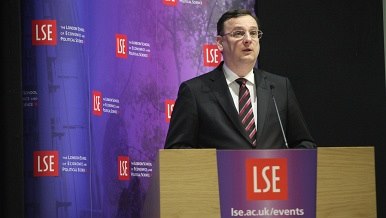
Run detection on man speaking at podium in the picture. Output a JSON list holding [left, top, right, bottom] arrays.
[[164, 9, 316, 149]]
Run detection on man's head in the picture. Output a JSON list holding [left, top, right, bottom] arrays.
[[216, 9, 262, 76], [216, 9, 260, 36]]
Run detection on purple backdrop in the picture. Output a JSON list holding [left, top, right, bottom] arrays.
[[22, 0, 256, 217]]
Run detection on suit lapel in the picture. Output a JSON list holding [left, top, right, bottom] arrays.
[[208, 65, 252, 144], [254, 69, 271, 142]]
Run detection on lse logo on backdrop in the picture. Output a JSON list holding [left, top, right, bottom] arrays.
[[246, 158, 288, 200], [203, 44, 221, 67], [33, 151, 59, 177], [118, 156, 130, 180], [165, 99, 175, 123], [32, 20, 57, 46], [163, 0, 178, 6], [116, 34, 128, 58], [92, 90, 103, 116]]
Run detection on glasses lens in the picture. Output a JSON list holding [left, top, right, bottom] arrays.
[[249, 30, 259, 38], [232, 30, 245, 38]]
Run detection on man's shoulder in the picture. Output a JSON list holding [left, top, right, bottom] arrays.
[[255, 68, 288, 82], [183, 65, 223, 85], [254, 68, 291, 90]]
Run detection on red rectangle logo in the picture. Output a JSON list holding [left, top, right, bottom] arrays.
[[33, 151, 59, 177], [246, 158, 288, 200], [118, 156, 130, 180], [203, 44, 221, 67], [163, 0, 178, 6], [165, 99, 175, 123], [92, 90, 103, 116], [32, 20, 57, 46], [116, 34, 128, 58]]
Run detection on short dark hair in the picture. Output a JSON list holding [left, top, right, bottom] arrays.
[[217, 9, 259, 36]]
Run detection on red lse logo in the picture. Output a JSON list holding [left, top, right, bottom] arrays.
[[165, 99, 175, 123], [116, 34, 128, 58], [203, 44, 221, 67], [118, 156, 130, 180], [163, 0, 178, 6], [33, 151, 59, 177], [32, 20, 57, 46], [92, 90, 102, 116], [246, 158, 288, 200]]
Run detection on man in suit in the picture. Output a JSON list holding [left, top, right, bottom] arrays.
[[164, 9, 316, 149]]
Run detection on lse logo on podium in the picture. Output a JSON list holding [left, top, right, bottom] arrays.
[[116, 34, 128, 58], [165, 99, 175, 123], [33, 151, 59, 177], [163, 0, 178, 6], [203, 44, 221, 67], [246, 158, 288, 200], [118, 156, 130, 180], [92, 90, 103, 116], [32, 20, 57, 46]]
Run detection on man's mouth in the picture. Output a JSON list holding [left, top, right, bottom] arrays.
[[243, 48, 253, 52]]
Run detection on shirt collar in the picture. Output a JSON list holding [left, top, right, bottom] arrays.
[[223, 63, 255, 85]]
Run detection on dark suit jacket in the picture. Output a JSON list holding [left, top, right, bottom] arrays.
[[164, 62, 316, 149]]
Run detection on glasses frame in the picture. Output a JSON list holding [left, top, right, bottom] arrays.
[[221, 29, 263, 40]]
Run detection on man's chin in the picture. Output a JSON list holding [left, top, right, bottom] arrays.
[[239, 56, 257, 64]]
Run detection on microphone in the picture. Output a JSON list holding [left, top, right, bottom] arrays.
[[269, 84, 289, 149]]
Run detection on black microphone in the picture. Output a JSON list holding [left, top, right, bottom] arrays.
[[269, 84, 289, 149]]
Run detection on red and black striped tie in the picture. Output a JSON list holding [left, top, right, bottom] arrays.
[[236, 78, 257, 147]]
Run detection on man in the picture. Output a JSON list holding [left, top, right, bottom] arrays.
[[164, 9, 316, 149]]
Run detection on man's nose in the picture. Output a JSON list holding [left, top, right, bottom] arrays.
[[243, 33, 252, 44]]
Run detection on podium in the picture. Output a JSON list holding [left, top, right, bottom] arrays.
[[143, 147, 376, 218]]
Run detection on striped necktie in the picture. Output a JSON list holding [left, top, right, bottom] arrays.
[[236, 78, 257, 147]]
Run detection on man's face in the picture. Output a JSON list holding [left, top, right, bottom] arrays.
[[216, 15, 260, 71]]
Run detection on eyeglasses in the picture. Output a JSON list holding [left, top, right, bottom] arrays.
[[221, 29, 263, 39]]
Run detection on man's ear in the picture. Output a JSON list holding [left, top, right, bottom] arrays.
[[216, 36, 223, 51]]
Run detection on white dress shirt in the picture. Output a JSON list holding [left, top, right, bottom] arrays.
[[223, 64, 257, 126]]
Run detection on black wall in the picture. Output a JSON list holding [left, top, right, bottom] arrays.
[[2, 0, 24, 217], [255, 0, 385, 217]]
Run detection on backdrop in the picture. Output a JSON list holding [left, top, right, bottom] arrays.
[[21, 0, 255, 217]]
